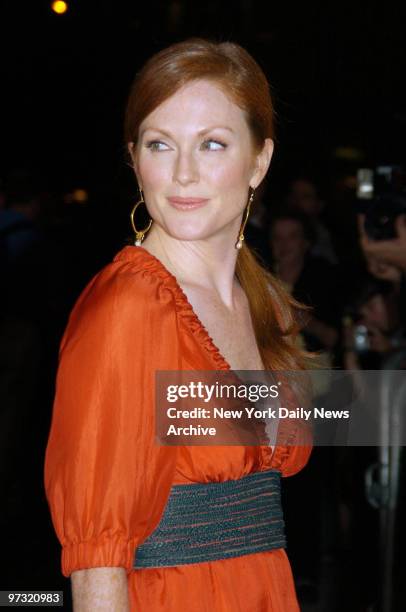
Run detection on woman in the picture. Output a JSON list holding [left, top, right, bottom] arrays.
[[45, 39, 312, 611]]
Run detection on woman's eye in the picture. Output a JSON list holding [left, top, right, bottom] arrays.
[[145, 141, 170, 152], [201, 139, 227, 151]]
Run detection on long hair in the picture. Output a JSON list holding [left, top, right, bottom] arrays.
[[124, 38, 309, 370]]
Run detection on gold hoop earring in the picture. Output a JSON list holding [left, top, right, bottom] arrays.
[[235, 187, 255, 250], [130, 191, 153, 246]]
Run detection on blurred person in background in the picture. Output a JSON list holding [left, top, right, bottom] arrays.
[[359, 213, 406, 328], [338, 274, 405, 610], [269, 210, 342, 605], [343, 277, 405, 370], [359, 214, 406, 275], [286, 175, 337, 265], [338, 210, 406, 608], [269, 210, 341, 358]]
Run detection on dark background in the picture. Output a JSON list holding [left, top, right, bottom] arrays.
[[2, 0, 406, 190], [1, 1, 406, 611]]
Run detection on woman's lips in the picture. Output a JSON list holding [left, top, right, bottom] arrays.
[[167, 196, 209, 210]]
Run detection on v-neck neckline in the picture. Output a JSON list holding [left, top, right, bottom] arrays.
[[117, 245, 233, 371]]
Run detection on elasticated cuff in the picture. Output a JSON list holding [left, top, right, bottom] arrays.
[[61, 536, 137, 577]]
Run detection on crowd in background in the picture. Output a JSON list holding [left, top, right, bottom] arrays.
[[246, 172, 406, 609], [1, 165, 405, 610]]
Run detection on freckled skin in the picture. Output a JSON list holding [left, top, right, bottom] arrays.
[[71, 567, 129, 611]]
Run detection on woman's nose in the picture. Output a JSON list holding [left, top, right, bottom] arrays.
[[172, 150, 199, 186]]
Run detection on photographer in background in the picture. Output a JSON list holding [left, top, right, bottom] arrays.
[[359, 215, 406, 329], [343, 277, 405, 370], [357, 165, 406, 327], [339, 271, 405, 607], [337, 278, 400, 608], [359, 213, 406, 274]]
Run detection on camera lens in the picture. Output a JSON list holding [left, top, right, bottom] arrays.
[[353, 325, 370, 352]]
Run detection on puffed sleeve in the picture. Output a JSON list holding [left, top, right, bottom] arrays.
[[44, 258, 179, 577]]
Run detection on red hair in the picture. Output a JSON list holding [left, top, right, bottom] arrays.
[[124, 38, 309, 370]]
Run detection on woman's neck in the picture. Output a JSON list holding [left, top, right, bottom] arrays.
[[141, 224, 241, 308]]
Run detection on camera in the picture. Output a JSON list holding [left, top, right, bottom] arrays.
[[353, 324, 370, 353], [356, 165, 406, 240]]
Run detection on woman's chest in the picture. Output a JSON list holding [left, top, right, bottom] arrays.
[[173, 285, 275, 484], [181, 285, 264, 371], [207, 317, 263, 370]]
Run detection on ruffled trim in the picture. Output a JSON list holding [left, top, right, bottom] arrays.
[[113, 246, 230, 372], [113, 246, 313, 472], [269, 418, 313, 475], [62, 535, 138, 577], [268, 425, 298, 474]]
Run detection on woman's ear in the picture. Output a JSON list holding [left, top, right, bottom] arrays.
[[128, 142, 136, 165], [127, 142, 142, 188], [250, 138, 274, 189]]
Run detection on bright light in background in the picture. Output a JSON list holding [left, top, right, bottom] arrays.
[[51, 1, 68, 15], [64, 189, 89, 205]]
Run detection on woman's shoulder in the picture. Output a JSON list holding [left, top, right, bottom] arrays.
[[62, 246, 179, 342], [82, 245, 175, 305]]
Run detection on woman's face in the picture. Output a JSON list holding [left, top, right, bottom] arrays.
[[129, 80, 273, 244]]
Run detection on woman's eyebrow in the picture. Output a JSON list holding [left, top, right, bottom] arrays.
[[140, 125, 235, 139], [140, 127, 173, 139], [198, 126, 235, 135]]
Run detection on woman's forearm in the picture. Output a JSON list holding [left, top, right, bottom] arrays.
[[71, 567, 130, 611]]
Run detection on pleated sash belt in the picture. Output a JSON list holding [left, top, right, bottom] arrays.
[[133, 468, 286, 569]]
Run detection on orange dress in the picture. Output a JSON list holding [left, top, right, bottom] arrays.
[[44, 245, 312, 611]]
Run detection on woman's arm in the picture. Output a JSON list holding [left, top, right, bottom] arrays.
[[45, 260, 178, 592], [71, 567, 129, 611]]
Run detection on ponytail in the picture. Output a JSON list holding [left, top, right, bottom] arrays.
[[235, 244, 310, 371]]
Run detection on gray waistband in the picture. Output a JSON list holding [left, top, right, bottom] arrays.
[[134, 468, 286, 569]]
